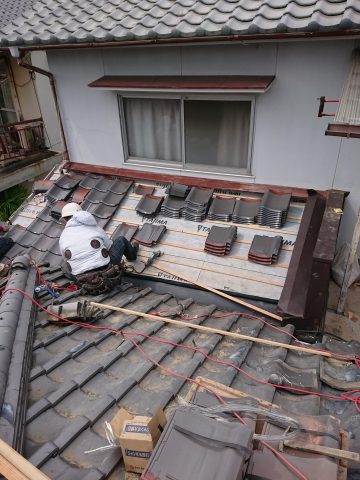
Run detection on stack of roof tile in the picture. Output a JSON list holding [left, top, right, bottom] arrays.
[[248, 235, 283, 265], [207, 196, 235, 222], [111, 223, 138, 242], [257, 191, 291, 228], [232, 198, 261, 224], [160, 195, 184, 218], [136, 195, 164, 216], [204, 226, 237, 256], [133, 223, 166, 247], [183, 187, 214, 222]]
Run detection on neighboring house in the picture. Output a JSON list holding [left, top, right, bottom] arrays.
[[0, 0, 62, 192], [0, 1, 359, 248], [1, 0, 358, 322], [1, 4, 360, 479]]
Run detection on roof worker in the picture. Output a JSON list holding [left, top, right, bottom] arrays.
[[59, 202, 139, 294]]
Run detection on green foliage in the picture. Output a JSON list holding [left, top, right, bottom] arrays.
[[0, 185, 29, 221]]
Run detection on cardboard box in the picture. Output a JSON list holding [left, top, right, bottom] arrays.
[[111, 408, 166, 474]]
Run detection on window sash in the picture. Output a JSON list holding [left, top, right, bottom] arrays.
[[118, 93, 255, 174]]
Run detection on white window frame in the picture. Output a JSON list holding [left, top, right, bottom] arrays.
[[118, 92, 255, 176]]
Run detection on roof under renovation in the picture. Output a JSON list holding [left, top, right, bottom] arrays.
[[0, 0, 359, 46], [0, 166, 358, 479], [1, 250, 360, 479]]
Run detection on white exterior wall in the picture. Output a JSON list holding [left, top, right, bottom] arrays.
[[47, 40, 360, 247]]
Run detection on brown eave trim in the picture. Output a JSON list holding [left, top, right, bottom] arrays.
[[12, 29, 360, 53], [325, 123, 360, 138], [88, 75, 275, 90], [64, 162, 323, 199]]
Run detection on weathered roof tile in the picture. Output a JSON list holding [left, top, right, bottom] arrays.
[[1, 0, 357, 46]]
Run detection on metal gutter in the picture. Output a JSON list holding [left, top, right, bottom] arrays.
[[10, 29, 360, 53], [16, 52, 68, 162]]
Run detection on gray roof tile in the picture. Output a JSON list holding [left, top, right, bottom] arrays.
[[0, 171, 358, 477], [0, 0, 358, 46]]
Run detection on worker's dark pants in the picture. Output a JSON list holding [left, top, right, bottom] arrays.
[[109, 237, 138, 264]]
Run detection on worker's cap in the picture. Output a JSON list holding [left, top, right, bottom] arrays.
[[61, 202, 82, 219]]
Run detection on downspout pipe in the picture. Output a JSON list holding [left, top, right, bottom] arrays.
[[16, 50, 69, 161]]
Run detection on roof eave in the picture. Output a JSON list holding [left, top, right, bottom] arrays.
[[3, 28, 360, 52]]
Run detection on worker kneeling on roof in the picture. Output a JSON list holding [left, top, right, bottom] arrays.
[[59, 202, 139, 294]]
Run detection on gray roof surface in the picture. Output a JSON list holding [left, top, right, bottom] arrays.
[[0, 0, 36, 28], [0, 0, 360, 47], [1, 172, 360, 479]]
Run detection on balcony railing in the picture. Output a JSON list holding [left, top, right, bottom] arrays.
[[0, 118, 47, 162]]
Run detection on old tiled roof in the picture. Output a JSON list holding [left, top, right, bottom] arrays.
[[0, 172, 359, 478], [1, 255, 359, 478], [0, 0, 359, 47], [0, 0, 36, 28]]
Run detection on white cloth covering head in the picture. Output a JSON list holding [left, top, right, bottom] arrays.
[[59, 210, 113, 275]]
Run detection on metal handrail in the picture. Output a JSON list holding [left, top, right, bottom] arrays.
[[0, 118, 47, 162]]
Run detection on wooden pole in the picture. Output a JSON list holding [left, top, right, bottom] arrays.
[[0, 438, 50, 480], [283, 439, 359, 462], [337, 208, 360, 313], [149, 262, 284, 322], [89, 301, 334, 358]]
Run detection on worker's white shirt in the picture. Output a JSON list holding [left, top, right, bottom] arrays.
[[59, 211, 112, 275]]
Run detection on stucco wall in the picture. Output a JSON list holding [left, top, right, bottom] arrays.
[[47, 40, 359, 248]]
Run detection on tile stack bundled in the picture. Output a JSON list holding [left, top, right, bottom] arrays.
[[204, 225, 237, 256], [136, 195, 164, 216], [161, 196, 185, 218], [133, 223, 166, 247], [232, 198, 261, 224], [207, 196, 235, 222], [257, 190, 291, 228], [183, 187, 214, 222], [248, 235, 283, 265]]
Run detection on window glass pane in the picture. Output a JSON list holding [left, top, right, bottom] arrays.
[[123, 97, 181, 162], [184, 100, 251, 170]]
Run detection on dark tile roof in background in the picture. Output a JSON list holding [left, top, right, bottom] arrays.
[[0, 0, 359, 46]]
